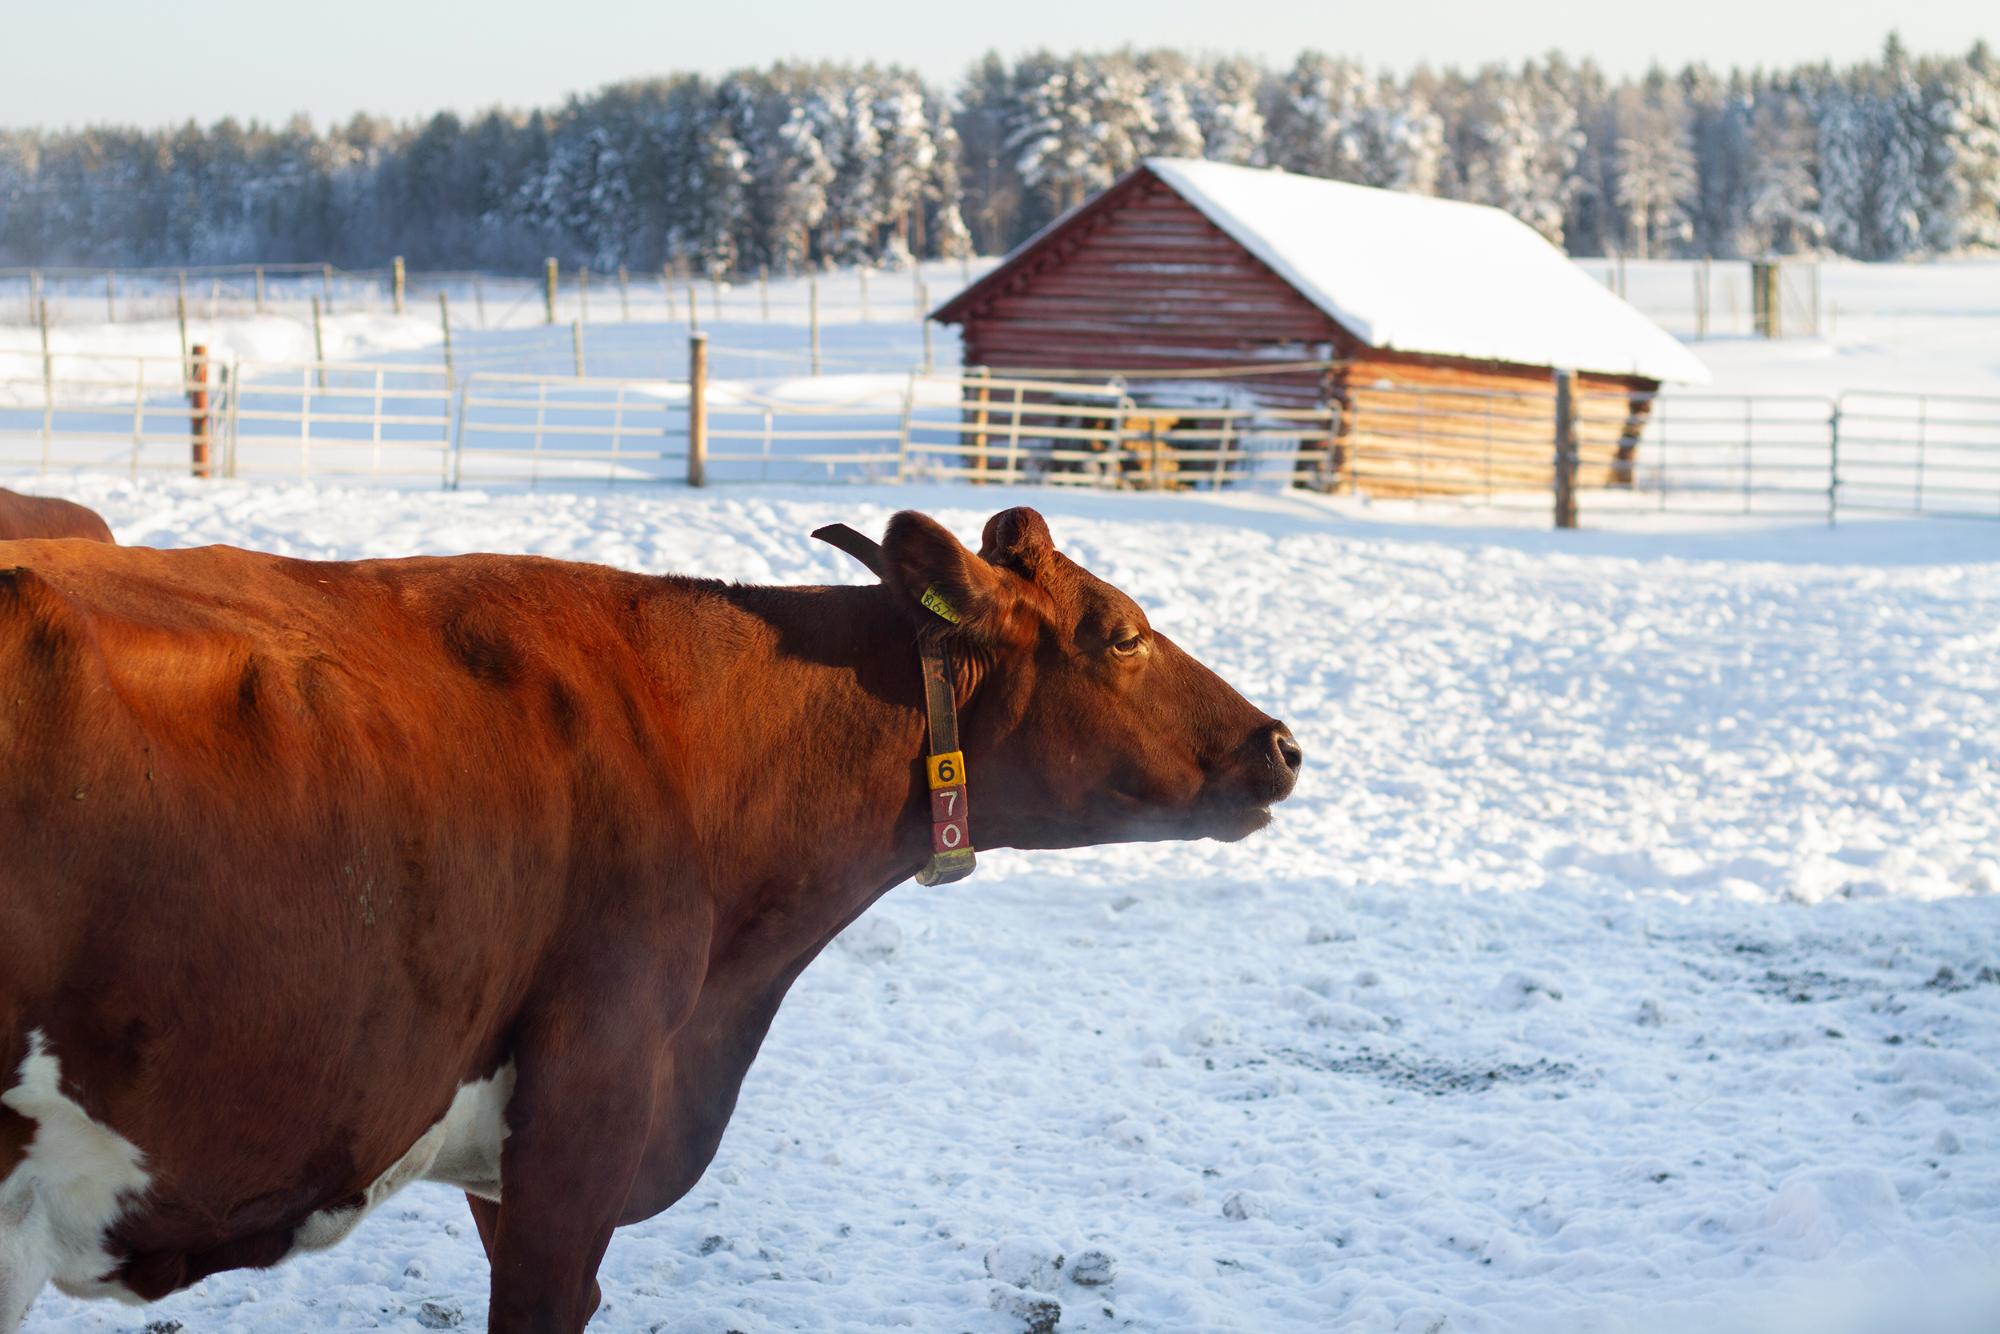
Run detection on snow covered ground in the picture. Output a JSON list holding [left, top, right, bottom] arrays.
[[1580, 256, 2000, 400], [10, 477, 2000, 1334]]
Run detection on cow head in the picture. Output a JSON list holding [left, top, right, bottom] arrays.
[[879, 507, 1300, 850]]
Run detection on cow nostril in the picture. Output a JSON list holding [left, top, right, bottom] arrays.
[[1270, 724, 1303, 776]]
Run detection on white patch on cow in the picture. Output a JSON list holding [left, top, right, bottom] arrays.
[[292, 1062, 514, 1254], [0, 1030, 153, 1327]]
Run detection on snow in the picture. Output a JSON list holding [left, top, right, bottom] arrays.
[[8, 476, 1999, 1334], [1140, 158, 1712, 386]]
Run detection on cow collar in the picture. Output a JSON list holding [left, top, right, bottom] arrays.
[[812, 524, 976, 886]]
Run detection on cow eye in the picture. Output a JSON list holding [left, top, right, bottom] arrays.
[[1109, 631, 1145, 657]]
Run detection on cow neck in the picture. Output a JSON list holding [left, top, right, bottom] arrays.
[[812, 524, 976, 886]]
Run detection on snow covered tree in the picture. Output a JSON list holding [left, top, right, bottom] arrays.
[[1192, 57, 1267, 165], [1816, 84, 1873, 256], [872, 74, 938, 265], [4, 38, 1997, 269], [815, 79, 886, 263], [1266, 52, 1372, 180], [1743, 88, 1823, 253], [1010, 52, 1157, 211], [955, 51, 1031, 255], [1610, 74, 1697, 257], [1139, 50, 1205, 159], [925, 96, 974, 258], [1446, 63, 1580, 243], [1920, 48, 2000, 252], [1683, 68, 1755, 256], [1872, 36, 1929, 259], [760, 100, 834, 269]]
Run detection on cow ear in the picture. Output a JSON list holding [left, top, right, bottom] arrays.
[[978, 507, 1054, 579], [881, 510, 1027, 644]]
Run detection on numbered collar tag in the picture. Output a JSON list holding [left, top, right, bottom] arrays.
[[809, 523, 975, 888], [918, 746, 975, 885], [914, 644, 976, 886]]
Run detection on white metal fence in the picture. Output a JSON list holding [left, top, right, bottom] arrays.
[[5, 354, 1998, 526]]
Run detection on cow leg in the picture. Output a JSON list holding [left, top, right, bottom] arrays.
[[479, 1015, 658, 1334], [466, 1195, 601, 1328]]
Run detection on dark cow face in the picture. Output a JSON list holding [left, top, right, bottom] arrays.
[[881, 507, 1301, 850]]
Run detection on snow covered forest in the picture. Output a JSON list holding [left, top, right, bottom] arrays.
[[3, 34, 1997, 274]]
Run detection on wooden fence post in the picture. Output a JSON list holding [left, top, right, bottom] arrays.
[[1751, 260, 1781, 338], [920, 282, 933, 374], [321, 263, 334, 313], [188, 343, 212, 479], [969, 365, 991, 482], [687, 332, 708, 487], [311, 296, 327, 388], [617, 265, 630, 321], [1694, 258, 1710, 340], [687, 277, 699, 333], [392, 256, 406, 314], [808, 276, 820, 375], [176, 290, 191, 384], [439, 292, 454, 378], [255, 265, 266, 313], [858, 266, 869, 321], [579, 268, 590, 323], [571, 319, 586, 378], [38, 300, 53, 470], [759, 264, 769, 321], [1553, 369, 1578, 530], [544, 257, 558, 325]]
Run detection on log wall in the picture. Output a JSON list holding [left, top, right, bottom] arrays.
[[938, 166, 1662, 497]]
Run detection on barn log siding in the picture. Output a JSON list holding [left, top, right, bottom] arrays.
[[934, 163, 1667, 498], [1335, 354, 1655, 497], [941, 174, 1340, 414]]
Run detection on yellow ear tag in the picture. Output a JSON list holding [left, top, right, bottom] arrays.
[[920, 585, 961, 623]]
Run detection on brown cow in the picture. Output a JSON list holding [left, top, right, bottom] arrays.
[[0, 487, 114, 543], [0, 507, 1299, 1332]]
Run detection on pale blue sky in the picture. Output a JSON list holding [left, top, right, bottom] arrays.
[[5, 0, 1991, 130]]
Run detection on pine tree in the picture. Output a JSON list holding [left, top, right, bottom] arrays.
[[1140, 51, 1205, 159], [872, 73, 938, 265], [1010, 52, 1156, 212], [1192, 58, 1267, 165], [817, 79, 886, 263], [1923, 48, 2000, 251], [955, 51, 1031, 255], [1744, 87, 1823, 253], [1873, 35, 1929, 258], [925, 95, 974, 258], [1611, 73, 1697, 257], [1816, 83, 1873, 256]]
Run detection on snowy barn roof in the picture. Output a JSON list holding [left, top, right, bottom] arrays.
[[942, 159, 1710, 385]]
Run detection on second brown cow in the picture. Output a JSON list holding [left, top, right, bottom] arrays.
[[0, 486, 115, 543]]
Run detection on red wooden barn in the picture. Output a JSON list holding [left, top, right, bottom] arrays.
[[931, 158, 1709, 494]]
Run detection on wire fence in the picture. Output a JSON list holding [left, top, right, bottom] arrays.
[[0, 258, 995, 332], [4, 350, 1997, 526]]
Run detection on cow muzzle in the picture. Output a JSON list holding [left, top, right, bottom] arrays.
[[1253, 721, 1303, 804]]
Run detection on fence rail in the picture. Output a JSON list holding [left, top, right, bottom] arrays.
[[5, 352, 1998, 527]]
